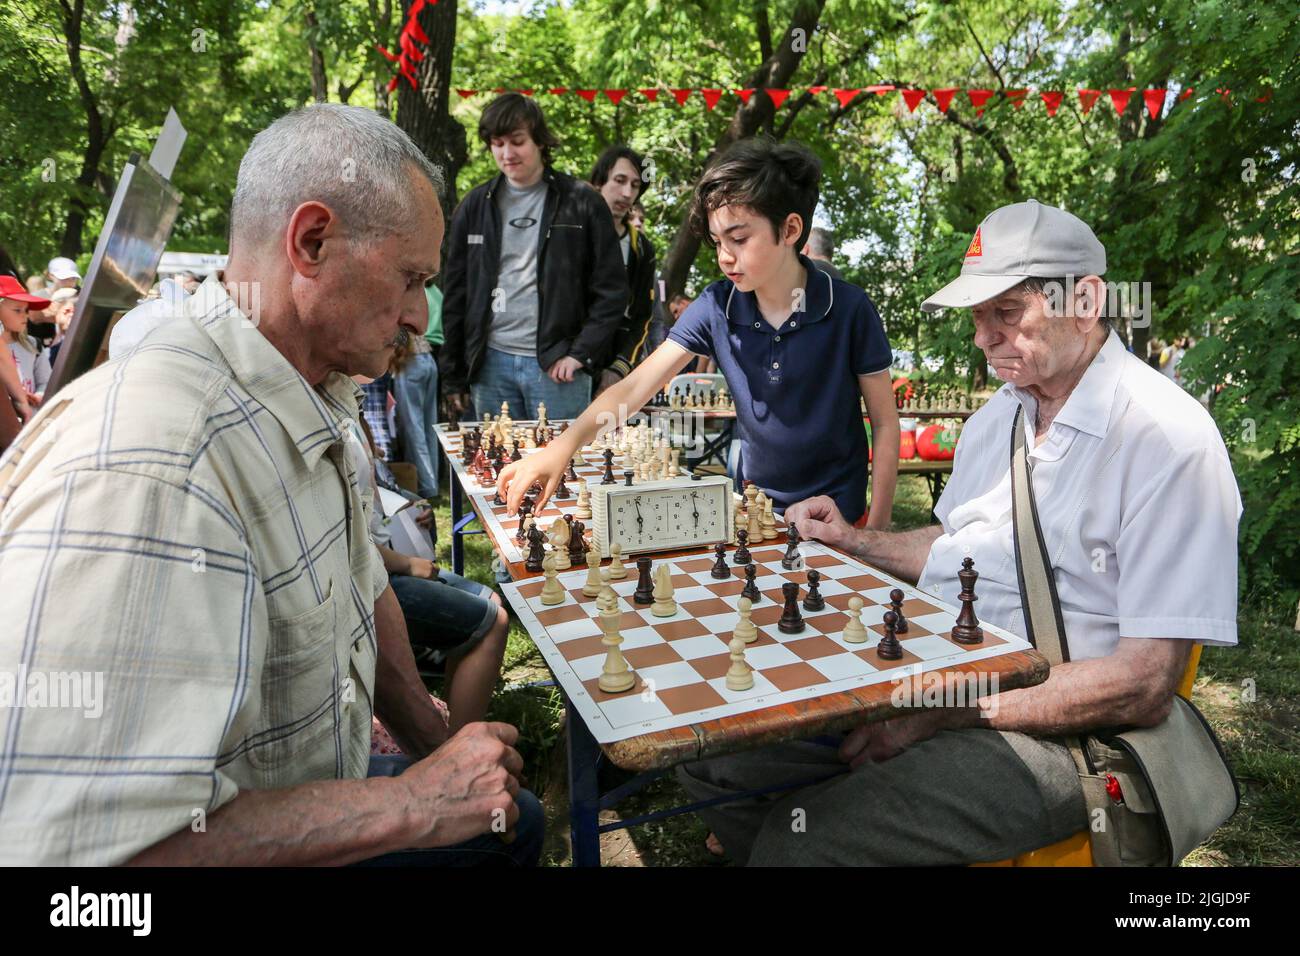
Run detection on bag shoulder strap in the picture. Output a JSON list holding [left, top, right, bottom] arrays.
[[1009, 404, 1071, 666]]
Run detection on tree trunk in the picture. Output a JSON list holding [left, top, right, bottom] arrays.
[[394, 0, 466, 213], [305, 9, 329, 103], [369, 0, 394, 116], [57, 0, 111, 259], [659, 0, 827, 300]]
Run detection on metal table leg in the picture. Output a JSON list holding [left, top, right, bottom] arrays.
[[566, 698, 603, 868]]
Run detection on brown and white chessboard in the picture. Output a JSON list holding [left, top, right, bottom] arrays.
[[501, 540, 1032, 744]]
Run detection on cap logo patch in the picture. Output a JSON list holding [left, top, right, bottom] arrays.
[[965, 227, 983, 258]]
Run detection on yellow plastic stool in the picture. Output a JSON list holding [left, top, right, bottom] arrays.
[[974, 645, 1203, 867]]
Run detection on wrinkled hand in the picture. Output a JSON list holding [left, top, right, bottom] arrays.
[[784, 495, 857, 552], [547, 356, 584, 384], [399, 722, 524, 848], [497, 444, 569, 515], [407, 556, 440, 580], [839, 712, 949, 770]]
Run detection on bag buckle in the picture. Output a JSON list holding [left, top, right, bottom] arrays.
[[1104, 772, 1125, 804]]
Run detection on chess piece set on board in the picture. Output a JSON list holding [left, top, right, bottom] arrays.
[[731, 481, 780, 548], [586, 424, 686, 485], [644, 383, 734, 412], [876, 384, 987, 414], [546, 526, 987, 697]]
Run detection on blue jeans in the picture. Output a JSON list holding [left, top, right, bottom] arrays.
[[394, 351, 440, 499], [471, 347, 592, 422], [356, 755, 544, 867]]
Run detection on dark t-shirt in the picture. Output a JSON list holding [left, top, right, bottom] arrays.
[[668, 255, 891, 522]]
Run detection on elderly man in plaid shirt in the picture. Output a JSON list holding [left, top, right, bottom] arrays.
[[0, 105, 542, 866]]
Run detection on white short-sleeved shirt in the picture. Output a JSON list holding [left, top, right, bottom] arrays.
[[918, 330, 1241, 660]]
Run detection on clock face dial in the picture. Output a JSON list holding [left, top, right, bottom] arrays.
[[607, 485, 728, 548]]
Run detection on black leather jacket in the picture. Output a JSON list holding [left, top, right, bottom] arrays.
[[439, 167, 629, 393]]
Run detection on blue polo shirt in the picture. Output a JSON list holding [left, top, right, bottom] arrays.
[[668, 255, 892, 523]]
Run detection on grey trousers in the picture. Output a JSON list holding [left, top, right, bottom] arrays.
[[675, 728, 1087, 866]]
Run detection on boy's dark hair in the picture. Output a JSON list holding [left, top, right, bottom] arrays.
[[478, 92, 559, 164], [589, 144, 649, 193], [688, 137, 821, 249]]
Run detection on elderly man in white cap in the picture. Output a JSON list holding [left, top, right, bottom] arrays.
[[675, 199, 1241, 865], [0, 104, 541, 866]]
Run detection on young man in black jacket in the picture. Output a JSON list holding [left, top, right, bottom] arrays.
[[440, 93, 628, 421], [588, 145, 657, 396]]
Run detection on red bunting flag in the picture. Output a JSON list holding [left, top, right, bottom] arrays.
[[387, 75, 399, 92], [1142, 89, 1166, 119], [967, 89, 994, 115], [833, 88, 861, 108], [736, 89, 756, 104], [404, 18, 429, 44], [670, 89, 693, 106], [766, 89, 790, 108], [1078, 89, 1102, 114], [865, 84, 895, 95], [491, 87, 504, 93], [1216, 88, 1232, 102], [455, 89, 477, 98], [604, 89, 627, 105], [932, 88, 958, 113], [1179, 87, 1194, 100], [639, 88, 659, 102], [1005, 89, 1027, 110], [1256, 89, 1272, 103], [575, 89, 598, 102], [1040, 91, 1064, 116], [548, 87, 568, 95], [900, 88, 927, 112], [808, 86, 828, 95], [1108, 88, 1136, 115], [375, 44, 399, 62], [701, 89, 724, 110]]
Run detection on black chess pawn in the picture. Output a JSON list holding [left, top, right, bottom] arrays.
[[566, 459, 579, 482], [741, 563, 761, 603], [633, 557, 654, 605], [510, 445, 522, 463], [555, 473, 570, 498], [601, 448, 616, 484], [778, 582, 805, 634], [569, 518, 588, 564], [803, 568, 825, 612], [492, 487, 506, 507], [624, 470, 634, 487], [734, 529, 752, 565], [781, 523, 802, 570], [877, 610, 904, 660], [888, 588, 910, 635], [524, 524, 546, 573], [515, 499, 534, 545], [950, 557, 984, 645], [710, 541, 730, 580]]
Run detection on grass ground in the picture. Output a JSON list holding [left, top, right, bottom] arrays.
[[423, 475, 1299, 867]]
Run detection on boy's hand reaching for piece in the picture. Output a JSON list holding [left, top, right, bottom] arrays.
[[497, 444, 568, 515]]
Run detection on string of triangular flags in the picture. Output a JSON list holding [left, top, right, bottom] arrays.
[[446, 86, 1272, 117], [379, 1, 1271, 114]]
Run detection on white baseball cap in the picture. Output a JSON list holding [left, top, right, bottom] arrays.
[[47, 256, 81, 281], [921, 199, 1106, 312]]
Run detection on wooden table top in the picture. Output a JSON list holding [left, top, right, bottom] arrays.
[[455, 468, 1047, 773]]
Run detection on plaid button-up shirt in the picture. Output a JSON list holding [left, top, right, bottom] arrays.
[[0, 279, 390, 864]]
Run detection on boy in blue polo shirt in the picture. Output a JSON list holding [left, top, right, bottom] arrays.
[[498, 138, 899, 527]]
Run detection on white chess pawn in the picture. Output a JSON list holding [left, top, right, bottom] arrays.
[[581, 547, 602, 598], [842, 596, 868, 643], [725, 632, 754, 691], [540, 551, 566, 606], [734, 595, 758, 644], [575, 485, 592, 520], [608, 542, 628, 580]]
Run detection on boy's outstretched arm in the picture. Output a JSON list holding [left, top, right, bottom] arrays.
[[861, 370, 899, 530], [497, 340, 697, 514]]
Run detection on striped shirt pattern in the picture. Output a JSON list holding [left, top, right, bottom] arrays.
[[0, 279, 389, 864]]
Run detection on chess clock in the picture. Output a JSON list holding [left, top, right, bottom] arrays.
[[589, 475, 734, 557]]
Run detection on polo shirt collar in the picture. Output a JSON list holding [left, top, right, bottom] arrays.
[[724, 253, 835, 329], [188, 277, 363, 468], [1010, 328, 1124, 441]]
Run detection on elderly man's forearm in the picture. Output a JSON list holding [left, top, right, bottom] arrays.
[[126, 776, 417, 866], [851, 525, 943, 584]]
